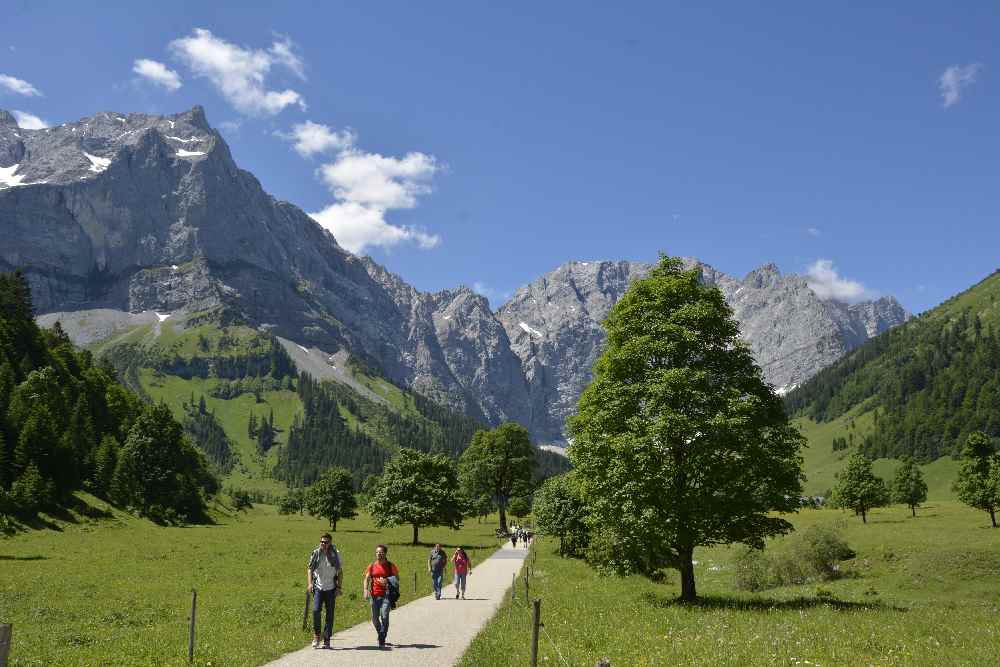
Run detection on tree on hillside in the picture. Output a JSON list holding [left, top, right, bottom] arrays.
[[954, 431, 1000, 528], [459, 422, 537, 534], [368, 448, 463, 545], [110, 403, 215, 524], [532, 472, 589, 557], [568, 255, 805, 602], [891, 456, 928, 517], [306, 466, 358, 530], [832, 450, 890, 523]]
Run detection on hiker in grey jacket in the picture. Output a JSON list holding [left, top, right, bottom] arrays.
[[307, 533, 343, 649]]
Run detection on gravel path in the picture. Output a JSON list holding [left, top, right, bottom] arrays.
[[262, 544, 529, 667]]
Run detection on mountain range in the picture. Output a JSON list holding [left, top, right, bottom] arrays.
[[1, 106, 908, 444]]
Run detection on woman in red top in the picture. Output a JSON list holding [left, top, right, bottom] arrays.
[[363, 544, 399, 649], [451, 547, 472, 599]]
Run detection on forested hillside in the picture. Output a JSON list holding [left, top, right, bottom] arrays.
[[0, 271, 215, 524], [786, 269, 1000, 461]]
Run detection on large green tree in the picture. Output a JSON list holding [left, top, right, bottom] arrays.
[[110, 403, 214, 523], [532, 472, 589, 557], [568, 255, 804, 602], [954, 431, 1000, 527], [832, 450, 891, 523], [891, 456, 928, 517], [459, 422, 537, 534], [306, 466, 358, 530], [367, 448, 463, 544]]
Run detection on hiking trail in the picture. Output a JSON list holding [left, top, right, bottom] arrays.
[[262, 543, 528, 666]]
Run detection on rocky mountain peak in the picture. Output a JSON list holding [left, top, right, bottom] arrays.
[[745, 262, 783, 289], [0, 110, 17, 126]]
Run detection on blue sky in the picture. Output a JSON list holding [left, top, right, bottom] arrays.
[[2, 2, 997, 313]]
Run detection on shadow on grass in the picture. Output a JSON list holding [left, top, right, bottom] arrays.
[[388, 541, 497, 550], [640, 592, 909, 613], [341, 529, 379, 533], [0, 554, 47, 561]]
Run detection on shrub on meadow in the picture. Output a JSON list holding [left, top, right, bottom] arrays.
[[734, 525, 854, 591]]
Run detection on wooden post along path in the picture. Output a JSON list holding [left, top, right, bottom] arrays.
[[0, 624, 12, 667], [530, 598, 541, 667]]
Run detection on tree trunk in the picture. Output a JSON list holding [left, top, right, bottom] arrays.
[[861, 508, 867, 524], [332, 518, 338, 531], [412, 523, 419, 545], [991, 508, 997, 528], [498, 501, 508, 534], [558, 534, 564, 557], [678, 545, 697, 602], [911, 505, 916, 518]]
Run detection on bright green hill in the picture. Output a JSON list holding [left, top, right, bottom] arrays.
[[786, 268, 1000, 475], [92, 310, 568, 496]]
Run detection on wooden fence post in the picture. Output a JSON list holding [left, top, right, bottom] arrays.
[[511, 572, 516, 601], [188, 590, 197, 663], [302, 590, 310, 631], [524, 572, 529, 601], [413, 571, 417, 594], [0, 624, 12, 667], [530, 599, 541, 667]]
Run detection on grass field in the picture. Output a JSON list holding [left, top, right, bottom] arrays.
[[0, 498, 502, 666], [462, 502, 1000, 666], [795, 412, 959, 500]]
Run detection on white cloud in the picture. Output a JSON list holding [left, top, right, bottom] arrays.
[[310, 201, 440, 254], [132, 59, 182, 91], [284, 120, 355, 158], [268, 36, 305, 79], [169, 28, 306, 116], [307, 147, 442, 253], [317, 150, 439, 210], [11, 110, 48, 129], [0, 73, 42, 97], [805, 259, 870, 302], [939, 63, 983, 108], [218, 119, 242, 134], [807, 227, 821, 237]]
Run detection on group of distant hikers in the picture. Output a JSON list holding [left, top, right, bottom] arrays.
[[509, 522, 532, 548], [305, 534, 473, 650]]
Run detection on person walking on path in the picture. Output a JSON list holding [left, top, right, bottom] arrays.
[[306, 533, 343, 649], [452, 547, 472, 599], [428, 543, 447, 600], [363, 544, 399, 649]]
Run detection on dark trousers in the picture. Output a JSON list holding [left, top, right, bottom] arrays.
[[312, 588, 336, 640]]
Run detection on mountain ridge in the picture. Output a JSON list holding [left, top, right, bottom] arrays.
[[3, 106, 908, 444]]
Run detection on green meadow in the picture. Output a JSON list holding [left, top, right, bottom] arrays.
[[462, 501, 1000, 666], [0, 499, 500, 666]]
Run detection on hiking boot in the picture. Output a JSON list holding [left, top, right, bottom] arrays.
[[322, 639, 331, 649], [311, 636, 321, 649]]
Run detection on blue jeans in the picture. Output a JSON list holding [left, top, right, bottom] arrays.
[[454, 573, 467, 595], [431, 571, 444, 599], [370, 595, 391, 643], [312, 588, 336, 640]]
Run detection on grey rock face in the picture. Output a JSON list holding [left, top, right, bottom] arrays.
[[2, 106, 909, 443], [497, 260, 909, 443]]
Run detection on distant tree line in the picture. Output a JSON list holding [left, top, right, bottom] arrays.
[[0, 271, 216, 524], [786, 305, 1000, 461], [181, 394, 236, 474]]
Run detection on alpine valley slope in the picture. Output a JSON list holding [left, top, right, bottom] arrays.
[[2, 106, 907, 445]]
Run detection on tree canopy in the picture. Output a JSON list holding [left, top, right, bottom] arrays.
[[367, 448, 463, 544], [459, 422, 537, 533], [568, 255, 804, 601], [953, 431, 1000, 528], [306, 466, 358, 531], [832, 450, 890, 523], [891, 456, 928, 517], [532, 472, 589, 557]]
